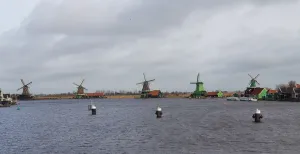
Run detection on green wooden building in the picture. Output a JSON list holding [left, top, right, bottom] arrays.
[[244, 87, 267, 99]]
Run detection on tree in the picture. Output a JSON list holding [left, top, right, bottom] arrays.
[[288, 80, 296, 88], [276, 84, 287, 92]]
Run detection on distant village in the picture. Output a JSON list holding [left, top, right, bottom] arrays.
[[33, 80, 300, 102], [1, 73, 300, 101]]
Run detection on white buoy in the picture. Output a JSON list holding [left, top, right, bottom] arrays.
[[91, 105, 96, 115], [89, 101, 96, 115], [155, 106, 162, 118], [252, 108, 263, 122]]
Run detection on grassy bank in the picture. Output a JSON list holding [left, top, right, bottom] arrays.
[[33, 94, 193, 100]]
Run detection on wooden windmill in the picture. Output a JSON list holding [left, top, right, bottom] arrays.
[[73, 79, 87, 94], [136, 73, 155, 93], [248, 74, 260, 88], [190, 73, 206, 98], [17, 79, 32, 96]]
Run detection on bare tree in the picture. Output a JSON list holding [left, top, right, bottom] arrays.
[[276, 84, 287, 92], [288, 80, 296, 88]]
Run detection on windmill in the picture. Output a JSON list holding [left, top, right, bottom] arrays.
[[17, 79, 32, 96], [190, 73, 206, 98], [136, 73, 155, 93], [73, 79, 87, 95], [248, 74, 260, 88]]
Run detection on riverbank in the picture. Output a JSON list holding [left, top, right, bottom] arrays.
[[32, 94, 191, 100]]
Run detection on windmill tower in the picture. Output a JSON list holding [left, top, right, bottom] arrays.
[[190, 73, 206, 98], [73, 79, 87, 95], [136, 73, 155, 93], [0, 88, 3, 101], [17, 79, 33, 100], [244, 74, 263, 98], [248, 74, 260, 88]]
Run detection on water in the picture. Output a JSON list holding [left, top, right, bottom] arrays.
[[1, 98, 300, 154]]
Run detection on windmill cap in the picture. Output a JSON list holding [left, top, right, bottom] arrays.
[[157, 107, 162, 111], [256, 109, 261, 114]]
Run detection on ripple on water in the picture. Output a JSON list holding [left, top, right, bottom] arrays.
[[1, 99, 300, 154]]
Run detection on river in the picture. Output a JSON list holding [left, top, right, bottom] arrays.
[[1, 98, 300, 154]]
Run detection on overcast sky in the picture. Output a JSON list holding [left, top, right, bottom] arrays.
[[1, 0, 300, 94]]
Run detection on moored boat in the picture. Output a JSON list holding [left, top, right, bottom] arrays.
[[249, 97, 258, 101], [239, 97, 249, 101], [0, 89, 17, 107], [226, 97, 240, 101]]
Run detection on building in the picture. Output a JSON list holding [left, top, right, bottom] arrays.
[[244, 87, 267, 99], [266, 89, 277, 100], [223, 92, 234, 97], [206, 91, 223, 98], [147, 90, 163, 98], [276, 83, 300, 101], [291, 88, 300, 99]]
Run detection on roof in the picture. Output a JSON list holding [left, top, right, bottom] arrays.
[[246, 88, 265, 95], [207, 92, 218, 96], [148, 90, 161, 96], [223, 92, 234, 97], [267, 89, 277, 94], [86, 92, 105, 97], [278, 87, 294, 93], [294, 88, 300, 93], [296, 84, 300, 88]]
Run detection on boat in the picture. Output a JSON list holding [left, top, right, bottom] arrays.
[[0, 89, 17, 107], [239, 97, 249, 101], [249, 97, 258, 101], [226, 97, 240, 101]]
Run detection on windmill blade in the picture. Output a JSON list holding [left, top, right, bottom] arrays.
[[136, 81, 145, 85], [82, 86, 88, 90], [254, 74, 260, 79], [143, 73, 146, 81], [73, 83, 80, 87], [248, 74, 254, 79], [25, 81, 32, 87], [190, 82, 197, 84], [256, 80, 260, 85], [147, 79, 155, 82], [80, 79, 85, 86], [17, 86, 24, 91], [21, 79, 25, 86], [197, 73, 200, 82]]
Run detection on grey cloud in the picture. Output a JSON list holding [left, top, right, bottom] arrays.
[[1, 0, 300, 93]]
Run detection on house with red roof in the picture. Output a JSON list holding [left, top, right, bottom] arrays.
[[266, 89, 278, 100], [223, 92, 234, 97], [206, 91, 223, 98], [244, 87, 267, 99], [147, 90, 163, 98]]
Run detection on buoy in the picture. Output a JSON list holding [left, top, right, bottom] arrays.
[[155, 106, 162, 118], [91, 105, 96, 115], [252, 109, 263, 122]]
